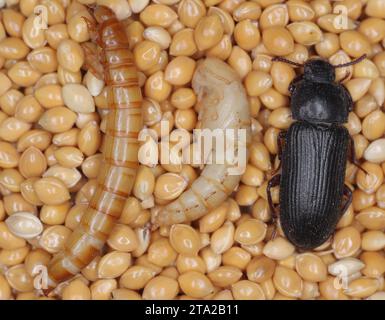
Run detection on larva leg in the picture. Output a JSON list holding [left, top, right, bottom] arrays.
[[82, 16, 99, 45], [267, 174, 281, 240], [81, 42, 104, 80]]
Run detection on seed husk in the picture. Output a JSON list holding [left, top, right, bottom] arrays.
[[5, 212, 43, 239]]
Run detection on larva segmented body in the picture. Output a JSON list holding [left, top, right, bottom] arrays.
[[47, 6, 142, 287], [154, 58, 251, 226]]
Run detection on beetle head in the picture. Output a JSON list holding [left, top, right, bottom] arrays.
[[303, 59, 335, 82]]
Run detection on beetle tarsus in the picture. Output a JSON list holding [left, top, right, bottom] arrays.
[[340, 184, 353, 216], [276, 56, 358, 250]]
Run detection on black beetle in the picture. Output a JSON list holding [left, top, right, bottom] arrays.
[[266, 54, 367, 250]]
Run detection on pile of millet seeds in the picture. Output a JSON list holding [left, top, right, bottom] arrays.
[[0, 0, 385, 300]]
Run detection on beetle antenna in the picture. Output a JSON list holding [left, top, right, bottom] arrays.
[[271, 56, 303, 67], [333, 54, 367, 68]]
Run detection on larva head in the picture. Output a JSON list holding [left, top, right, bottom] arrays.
[[192, 58, 250, 132], [192, 58, 240, 104], [87, 5, 115, 24], [193, 58, 239, 88]]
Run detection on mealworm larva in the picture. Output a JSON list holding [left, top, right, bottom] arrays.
[[153, 58, 251, 226], [46, 6, 142, 289]]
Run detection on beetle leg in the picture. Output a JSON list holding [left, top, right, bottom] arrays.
[[348, 135, 369, 175], [271, 131, 287, 175], [340, 184, 353, 216], [267, 174, 280, 216], [267, 174, 281, 239], [277, 131, 287, 160]]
